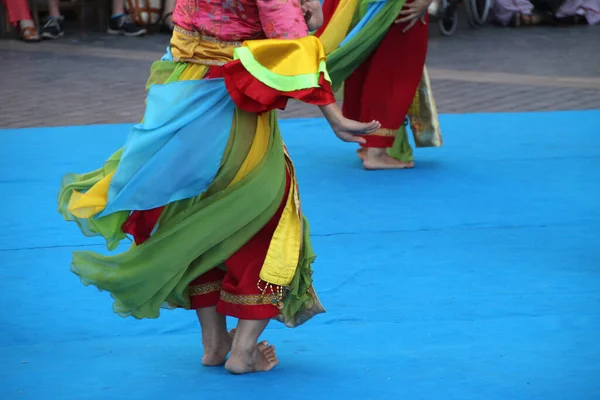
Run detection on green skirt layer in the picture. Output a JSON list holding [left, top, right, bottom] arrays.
[[57, 62, 323, 326]]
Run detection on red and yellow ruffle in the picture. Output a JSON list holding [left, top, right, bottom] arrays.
[[223, 36, 336, 113]]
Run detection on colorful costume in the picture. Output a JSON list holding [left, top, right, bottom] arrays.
[[57, 0, 335, 327], [315, 0, 442, 159]]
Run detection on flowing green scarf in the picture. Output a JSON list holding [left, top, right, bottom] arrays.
[[326, 0, 407, 91]]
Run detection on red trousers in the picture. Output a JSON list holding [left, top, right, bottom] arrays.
[[3, 0, 32, 26], [342, 11, 429, 148], [187, 168, 291, 320]]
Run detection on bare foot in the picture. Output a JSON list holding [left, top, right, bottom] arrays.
[[202, 332, 233, 366], [358, 148, 415, 168], [362, 148, 414, 170], [225, 341, 279, 374], [356, 147, 366, 161]]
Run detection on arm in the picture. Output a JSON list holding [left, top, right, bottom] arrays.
[[256, 0, 309, 39], [301, 0, 325, 31], [248, 1, 380, 142]]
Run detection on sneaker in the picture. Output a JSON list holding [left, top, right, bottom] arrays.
[[107, 14, 147, 37], [40, 16, 64, 40]]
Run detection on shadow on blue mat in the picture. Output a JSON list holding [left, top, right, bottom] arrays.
[[0, 110, 599, 400]]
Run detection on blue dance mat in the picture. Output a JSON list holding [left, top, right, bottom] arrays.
[[1, 110, 599, 400]]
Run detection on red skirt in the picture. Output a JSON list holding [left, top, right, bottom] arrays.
[[342, 11, 429, 148]]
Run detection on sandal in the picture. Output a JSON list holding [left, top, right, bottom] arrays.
[[511, 11, 546, 27], [19, 25, 41, 42]]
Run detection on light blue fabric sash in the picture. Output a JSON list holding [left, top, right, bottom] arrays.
[[339, 0, 387, 47], [99, 78, 235, 216]]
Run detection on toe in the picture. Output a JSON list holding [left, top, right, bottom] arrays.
[[257, 341, 269, 350]]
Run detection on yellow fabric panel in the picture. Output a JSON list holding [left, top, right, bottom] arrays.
[[179, 64, 209, 81], [243, 36, 326, 77], [169, 26, 238, 65], [259, 155, 302, 286], [228, 112, 271, 187], [408, 88, 420, 116], [318, 0, 360, 54], [68, 171, 115, 218]]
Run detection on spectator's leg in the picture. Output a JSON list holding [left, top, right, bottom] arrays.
[[40, 0, 64, 39], [161, 0, 175, 31], [107, 0, 146, 37], [48, 0, 60, 17], [111, 0, 125, 17]]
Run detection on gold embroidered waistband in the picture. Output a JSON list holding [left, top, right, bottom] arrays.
[[173, 25, 243, 48], [170, 25, 242, 66]]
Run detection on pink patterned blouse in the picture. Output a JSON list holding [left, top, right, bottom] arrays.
[[173, 0, 309, 41]]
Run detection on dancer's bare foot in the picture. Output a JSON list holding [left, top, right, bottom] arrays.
[[202, 332, 233, 366], [357, 147, 367, 161], [362, 148, 414, 170], [196, 306, 232, 366], [225, 341, 279, 374]]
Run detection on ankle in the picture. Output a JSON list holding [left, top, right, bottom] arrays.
[[231, 338, 259, 357], [19, 20, 34, 29], [365, 147, 385, 157]]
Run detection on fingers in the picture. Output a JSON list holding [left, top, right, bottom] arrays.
[[337, 131, 366, 144], [354, 136, 367, 145], [347, 135, 367, 144], [395, 13, 417, 24], [395, 16, 413, 24], [366, 120, 382, 133], [403, 18, 418, 32], [342, 120, 380, 143]]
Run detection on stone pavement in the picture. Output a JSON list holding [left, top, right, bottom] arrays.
[[0, 24, 599, 129]]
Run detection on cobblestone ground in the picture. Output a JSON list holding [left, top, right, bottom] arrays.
[[0, 23, 599, 128]]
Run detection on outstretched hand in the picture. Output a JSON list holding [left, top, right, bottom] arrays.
[[319, 103, 381, 144], [330, 118, 380, 144], [395, 0, 432, 32]]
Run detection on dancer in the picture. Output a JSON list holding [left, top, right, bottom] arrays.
[[316, 0, 442, 170], [57, 0, 378, 375]]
